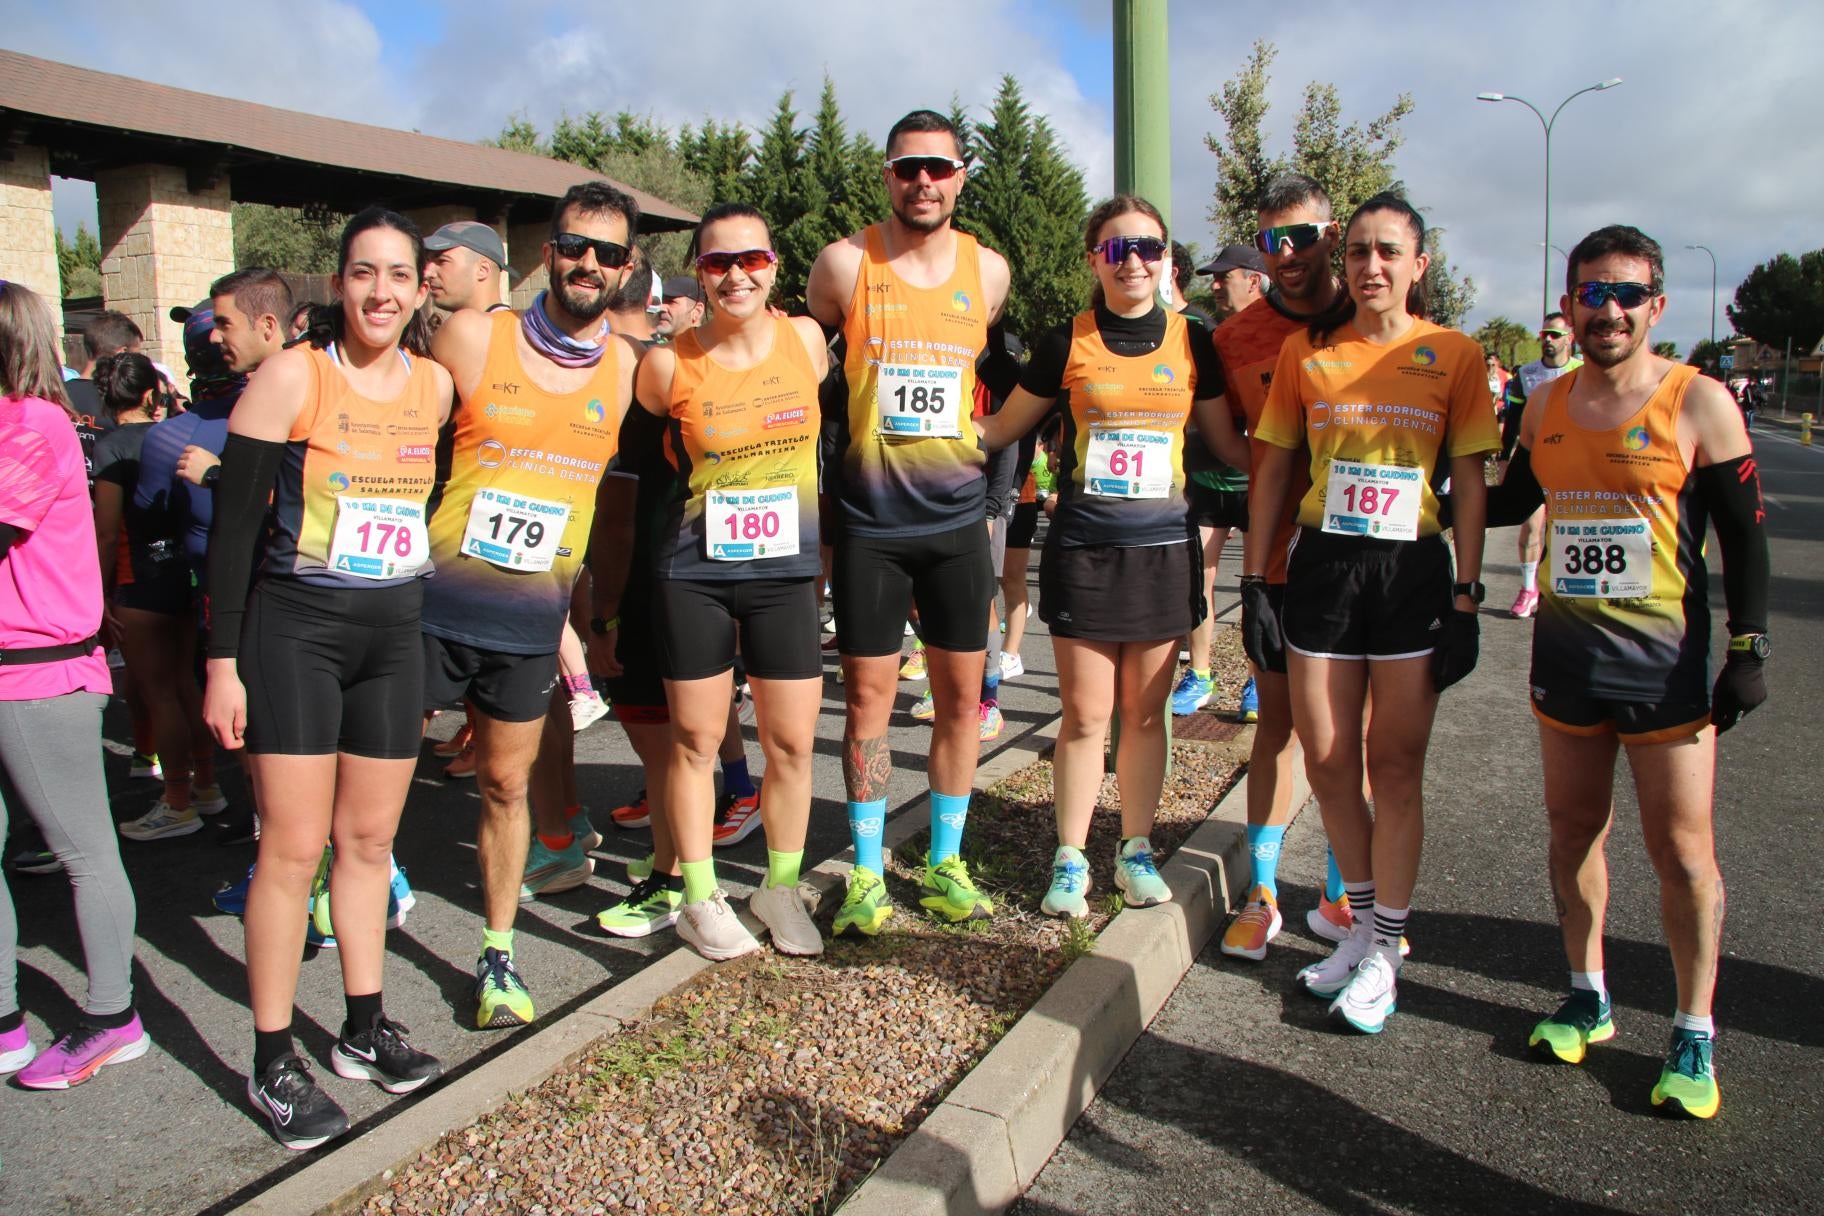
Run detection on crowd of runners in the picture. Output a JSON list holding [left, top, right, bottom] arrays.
[[0, 105, 1768, 1150]]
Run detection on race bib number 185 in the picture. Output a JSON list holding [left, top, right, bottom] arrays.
[[875, 363, 964, 437]]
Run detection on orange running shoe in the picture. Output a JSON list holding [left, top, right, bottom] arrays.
[[443, 742, 477, 780], [609, 791, 651, 830], [433, 721, 473, 759], [711, 790, 762, 847], [1220, 885, 1283, 960], [1306, 893, 1353, 942]]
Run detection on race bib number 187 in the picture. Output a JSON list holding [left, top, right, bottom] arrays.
[[1322, 460, 1423, 541], [875, 363, 964, 437]]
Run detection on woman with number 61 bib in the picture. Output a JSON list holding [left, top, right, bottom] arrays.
[[1240, 192, 1497, 1036], [620, 203, 831, 963], [203, 207, 452, 1149]]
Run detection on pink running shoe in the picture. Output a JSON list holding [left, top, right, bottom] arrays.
[[0, 1022, 36, 1074], [1510, 589, 1540, 618], [15, 1015, 150, 1089]]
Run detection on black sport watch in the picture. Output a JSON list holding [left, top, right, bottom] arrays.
[[1452, 581, 1486, 604], [1728, 633, 1771, 660]]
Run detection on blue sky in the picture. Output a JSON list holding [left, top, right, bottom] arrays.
[[15, 0, 1823, 356]]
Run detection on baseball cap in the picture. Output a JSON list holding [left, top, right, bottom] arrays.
[[1197, 245, 1268, 277], [661, 276, 704, 304], [424, 221, 511, 272]]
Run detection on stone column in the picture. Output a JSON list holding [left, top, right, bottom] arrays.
[[95, 163, 234, 366], [0, 145, 62, 316], [506, 220, 548, 311]]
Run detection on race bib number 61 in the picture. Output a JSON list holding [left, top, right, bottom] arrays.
[[876, 363, 964, 438]]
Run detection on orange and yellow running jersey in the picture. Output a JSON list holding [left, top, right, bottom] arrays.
[[1255, 318, 1497, 539], [421, 310, 622, 654], [836, 224, 989, 536], [264, 346, 441, 588], [656, 317, 822, 581], [1210, 294, 1313, 582], [1051, 308, 1197, 547], [1530, 364, 1711, 700]]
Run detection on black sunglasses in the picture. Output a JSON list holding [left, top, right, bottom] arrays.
[[552, 233, 631, 268], [885, 155, 966, 182], [1092, 236, 1168, 265], [1574, 281, 1656, 310]]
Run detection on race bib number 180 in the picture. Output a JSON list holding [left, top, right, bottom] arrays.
[[1550, 517, 1651, 598], [329, 497, 429, 580], [1322, 460, 1423, 541], [706, 488, 801, 561], [875, 363, 964, 437], [461, 487, 571, 573]]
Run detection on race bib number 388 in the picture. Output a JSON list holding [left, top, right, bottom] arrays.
[[329, 497, 429, 580], [1550, 517, 1651, 598], [461, 487, 571, 573], [875, 363, 964, 437]]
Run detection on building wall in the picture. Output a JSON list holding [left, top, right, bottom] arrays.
[[0, 145, 62, 317]]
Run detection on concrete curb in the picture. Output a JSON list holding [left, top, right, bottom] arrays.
[[838, 743, 1311, 1216], [230, 713, 1065, 1215]]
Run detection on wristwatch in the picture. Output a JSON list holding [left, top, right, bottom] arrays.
[[1729, 633, 1771, 660], [201, 465, 221, 488], [1452, 581, 1486, 604], [589, 615, 620, 636]]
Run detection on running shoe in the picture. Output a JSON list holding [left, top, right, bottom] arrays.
[[833, 864, 894, 937], [213, 865, 254, 916], [1237, 677, 1260, 724], [214, 808, 260, 846], [920, 854, 994, 923], [108, 647, 126, 670], [1510, 588, 1540, 619], [751, 879, 824, 956], [1306, 893, 1354, 942], [570, 806, 602, 853], [677, 889, 762, 961], [979, 702, 1004, 742], [1115, 836, 1172, 908], [1169, 669, 1213, 716], [570, 692, 610, 733], [444, 743, 477, 780], [1220, 885, 1283, 960], [1528, 989, 1615, 1065], [1040, 845, 1091, 918], [248, 1054, 349, 1151], [15, 1015, 150, 1089], [626, 852, 655, 883], [899, 645, 928, 681], [735, 683, 756, 726], [1297, 923, 1374, 998], [192, 784, 229, 815], [474, 948, 535, 1029], [711, 790, 763, 847], [999, 652, 1025, 681], [128, 751, 161, 780], [331, 1015, 442, 1094], [908, 690, 936, 722], [8, 849, 60, 875], [904, 620, 915, 637], [610, 790, 652, 830], [387, 858, 415, 929], [1329, 947, 1399, 1034], [0, 1023, 36, 1074], [596, 876, 682, 938], [519, 837, 595, 901], [823, 616, 838, 635], [820, 634, 841, 652], [432, 721, 473, 758], [308, 846, 334, 938], [119, 799, 202, 841], [1651, 1029, 1720, 1119]]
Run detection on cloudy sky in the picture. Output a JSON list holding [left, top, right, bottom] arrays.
[[11, 0, 1822, 356]]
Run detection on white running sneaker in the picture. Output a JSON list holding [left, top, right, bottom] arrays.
[[119, 799, 202, 841], [677, 890, 761, 961], [1329, 947, 1400, 1034], [191, 785, 229, 815], [570, 693, 610, 733], [750, 880, 824, 956], [1296, 922, 1374, 998], [999, 652, 1025, 681]]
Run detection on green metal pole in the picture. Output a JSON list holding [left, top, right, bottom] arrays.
[[1112, 0, 1172, 227]]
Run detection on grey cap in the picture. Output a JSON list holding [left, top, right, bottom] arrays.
[[661, 276, 704, 303], [1197, 244, 1267, 277], [424, 220, 510, 271]]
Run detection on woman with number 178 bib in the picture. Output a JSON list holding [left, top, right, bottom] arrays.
[[981, 195, 1247, 925]]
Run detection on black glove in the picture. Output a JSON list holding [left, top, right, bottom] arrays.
[[1431, 608, 1479, 692], [1711, 652, 1767, 733], [1240, 577, 1283, 672]]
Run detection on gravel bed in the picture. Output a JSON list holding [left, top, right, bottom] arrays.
[[365, 728, 1243, 1216]]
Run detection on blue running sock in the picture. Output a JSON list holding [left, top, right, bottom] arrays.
[[981, 672, 1001, 704], [929, 791, 970, 865], [1245, 823, 1287, 898], [847, 798, 887, 874], [722, 756, 755, 799], [1324, 848, 1346, 902]]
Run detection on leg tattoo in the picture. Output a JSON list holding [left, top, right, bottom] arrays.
[[844, 734, 892, 803]]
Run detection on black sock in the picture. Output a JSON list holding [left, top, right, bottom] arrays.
[[344, 991, 383, 1034], [663, 872, 684, 892], [82, 1006, 137, 1030], [254, 1027, 293, 1075], [0, 1009, 23, 1035]]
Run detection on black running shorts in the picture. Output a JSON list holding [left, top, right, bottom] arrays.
[[654, 576, 821, 682], [603, 566, 668, 723], [833, 521, 994, 657], [1039, 538, 1202, 643], [1282, 528, 1451, 661], [421, 633, 559, 724], [1186, 482, 1249, 532], [1530, 685, 1709, 745], [240, 577, 425, 758]]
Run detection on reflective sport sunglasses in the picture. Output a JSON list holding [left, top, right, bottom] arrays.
[[1092, 235, 1168, 265], [552, 232, 632, 268], [1539, 327, 1570, 339], [1574, 281, 1656, 310], [694, 248, 778, 275], [1254, 222, 1336, 255], [885, 155, 966, 182]]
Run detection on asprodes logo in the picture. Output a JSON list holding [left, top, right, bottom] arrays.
[[951, 290, 972, 313], [1624, 425, 1650, 452], [1151, 363, 1175, 385], [398, 444, 431, 463], [1411, 346, 1437, 367], [584, 399, 606, 424], [327, 472, 350, 492], [764, 407, 807, 430]]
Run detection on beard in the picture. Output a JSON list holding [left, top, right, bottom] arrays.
[[547, 256, 614, 323], [890, 191, 953, 234], [1578, 319, 1645, 368]]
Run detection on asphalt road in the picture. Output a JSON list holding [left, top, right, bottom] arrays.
[[1017, 421, 1823, 1216]]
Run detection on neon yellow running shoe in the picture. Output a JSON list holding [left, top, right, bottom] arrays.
[[833, 864, 894, 937], [1528, 989, 1614, 1065], [920, 854, 993, 923], [473, 948, 535, 1029], [1651, 1030, 1720, 1119], [308, 845, 335, 939]]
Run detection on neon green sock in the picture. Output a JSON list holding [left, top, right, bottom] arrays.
[[1193, 668, 1211, 680], [481, 926, 514, 957], [766, 849, 804, 889], [679, 858, 717, 905]]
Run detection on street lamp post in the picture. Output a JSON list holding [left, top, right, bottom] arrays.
[[1686, 243, 1718, 360], [1478, 79, 1623, 320]]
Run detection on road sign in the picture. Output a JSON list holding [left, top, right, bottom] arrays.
[[1720, 354, 1736, 369]]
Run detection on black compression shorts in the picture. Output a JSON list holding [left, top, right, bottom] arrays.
[[240, 577, 424, 758], [603, 568, 668, 721], [654, 576, 821, 681], [1282, 528, 1451, 662], [833, 521, 994, 657], [1186, 482, 1249, 532], [1008, 501, 1040, 550], [422, 634, 559, 724]]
